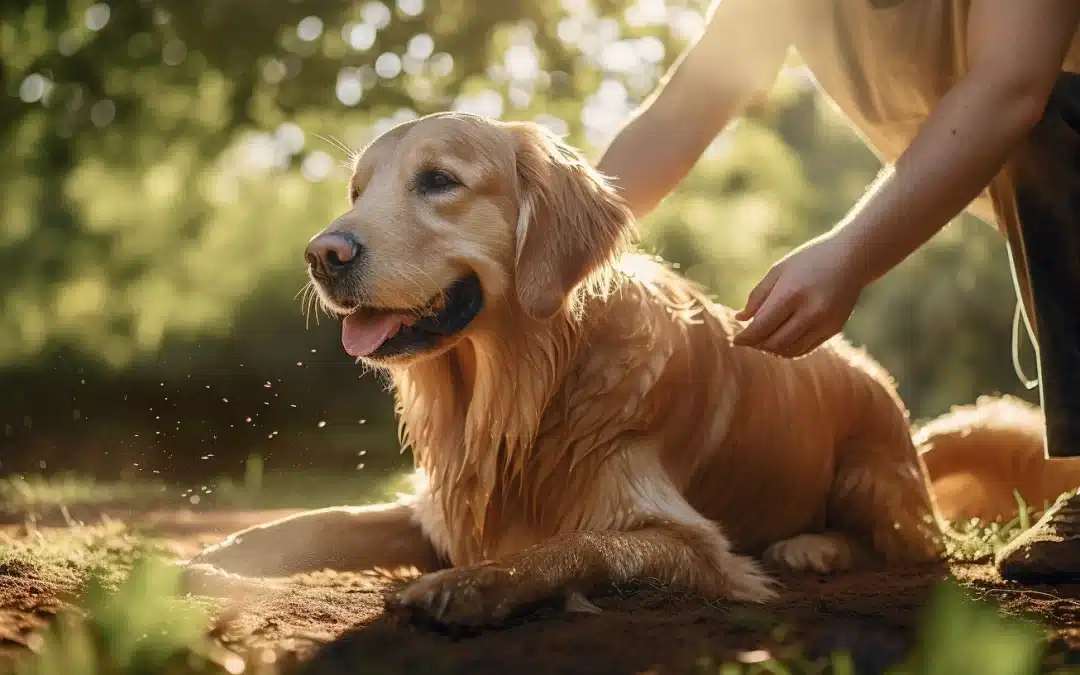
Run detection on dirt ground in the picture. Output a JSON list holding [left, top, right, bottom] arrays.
[[6, 509, 1080, 675]]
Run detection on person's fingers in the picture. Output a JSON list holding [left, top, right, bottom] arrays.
[[789, 330, 827, 359], [789, 308, 845, 357], [759, 311, 811, 357], [735, 267, 780, 321], [733, 293, 797, 347]]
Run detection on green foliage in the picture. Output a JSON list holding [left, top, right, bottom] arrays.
[[0, 474, 168, 514], [897, 581, 1046, 675], [1, 469, 413, 515], [701, 581, 1055, 675], [0, 0, 701, 366], [0, 0, 1041, 473], [9, 556, 240, 675]]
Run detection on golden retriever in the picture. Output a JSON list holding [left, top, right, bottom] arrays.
[[915, 395, 1080, 524], [186, 112, 988, 630]]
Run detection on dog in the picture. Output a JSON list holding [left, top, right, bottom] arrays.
[[915, 395, 1080, 524], [187, 112, 950, 630]]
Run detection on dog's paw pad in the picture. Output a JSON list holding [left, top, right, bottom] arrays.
[[764, 534, 854, 574]]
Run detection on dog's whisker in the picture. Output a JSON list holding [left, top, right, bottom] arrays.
[[297, 282, 316, 329], [305, 288, 318, 329], [399, 262, 447, 317], [312, 132, 354, 160], [387, 269, 430, 315]]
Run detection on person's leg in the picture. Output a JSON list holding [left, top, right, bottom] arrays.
[[995, 71, 1080, 582]]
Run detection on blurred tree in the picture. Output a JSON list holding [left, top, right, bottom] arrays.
[[0, 0, 705, 365]]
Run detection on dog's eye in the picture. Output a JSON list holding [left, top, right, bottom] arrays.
[[416, 170, 459, 195]]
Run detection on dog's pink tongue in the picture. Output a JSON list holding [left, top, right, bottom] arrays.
[[342, 312, 405, 357]]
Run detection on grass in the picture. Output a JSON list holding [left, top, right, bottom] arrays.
[[941, 488, 1080, 563], [940, 491, 1037, 563], [4, 557, 245, 675], [1, 461, 413, 517], [0, 475, 169, 513], [0, 520, 150, 596], [1, 475, 1078, 675]]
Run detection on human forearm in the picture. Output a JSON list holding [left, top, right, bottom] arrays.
[[596, 0, 792, 221], [596, 103, 737, 220], [835, 72, 1049, 283], [836, 0, 1080, 284]]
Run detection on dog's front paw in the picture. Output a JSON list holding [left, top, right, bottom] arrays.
[[387, 564, 551, 631]]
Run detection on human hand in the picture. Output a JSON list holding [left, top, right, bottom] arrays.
[[732, 233, 867, 358]]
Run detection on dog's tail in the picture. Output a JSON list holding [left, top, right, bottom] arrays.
[[914, 394, 1080, 524]]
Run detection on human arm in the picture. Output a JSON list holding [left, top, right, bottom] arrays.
[[595, 0, 793, 219], [734, 0, 1080, 357]]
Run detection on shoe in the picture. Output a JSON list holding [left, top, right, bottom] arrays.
[[996, 490, 1080, 583]]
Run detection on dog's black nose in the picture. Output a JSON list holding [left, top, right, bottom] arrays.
[[305, 232, 362, 278]]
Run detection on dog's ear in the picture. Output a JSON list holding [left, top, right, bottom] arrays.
[[508, 122, 635, 321]]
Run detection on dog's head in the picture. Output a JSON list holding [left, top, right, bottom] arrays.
[[305, 112, 634, 366]]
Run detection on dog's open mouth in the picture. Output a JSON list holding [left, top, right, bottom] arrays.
[[341, 274, 483, 360]]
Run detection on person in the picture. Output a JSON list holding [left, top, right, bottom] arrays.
[[596, 0, 1080, 582]]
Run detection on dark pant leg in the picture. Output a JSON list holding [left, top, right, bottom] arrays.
[[1012, 72, 1080, 458]]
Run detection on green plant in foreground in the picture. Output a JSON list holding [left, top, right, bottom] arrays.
[[10, 555, 241, 675], [707, 579, 1060, 675], [895, 580, 1051, 675]]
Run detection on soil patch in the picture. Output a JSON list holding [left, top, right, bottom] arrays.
[[5, 510, 1080, 674]]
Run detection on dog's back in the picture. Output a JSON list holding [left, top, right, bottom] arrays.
[[578, 254, 940, 559]]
